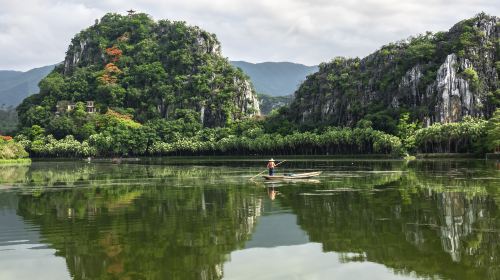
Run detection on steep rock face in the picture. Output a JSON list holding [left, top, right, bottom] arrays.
[[398, 65, 423, 108], [433, 54, 475, 123], [201, 78, 260, 127], [21, 13, 259, 129], [289, 13, 498, 132]]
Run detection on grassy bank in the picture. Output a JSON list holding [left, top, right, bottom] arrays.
[[0, 158, 32, 165]]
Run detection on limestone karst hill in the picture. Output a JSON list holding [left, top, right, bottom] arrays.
[[288, 13, 498, 133], [17, 12, 260, 129]]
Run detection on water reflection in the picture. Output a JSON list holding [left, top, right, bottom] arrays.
[[0, 159, 499, 280], [16, 185, 262, 279]]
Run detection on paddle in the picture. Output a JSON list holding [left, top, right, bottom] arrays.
[[249, 160, 287, 180]]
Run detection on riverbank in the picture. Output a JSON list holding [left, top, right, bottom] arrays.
[[24, 153, 500, 164], [416, 153, 483, 159], [0, 158, 32, 165]]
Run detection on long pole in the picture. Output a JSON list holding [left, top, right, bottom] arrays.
[[250, 160, 287, 180]]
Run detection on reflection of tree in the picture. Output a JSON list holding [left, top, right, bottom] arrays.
[[17, 181, 262, 279], [0, 165, 29, 184], [279, 167, 500, 280]]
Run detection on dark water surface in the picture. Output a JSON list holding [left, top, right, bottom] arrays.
[[0, 159, 499, 280]]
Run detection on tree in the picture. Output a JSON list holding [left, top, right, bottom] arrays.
[[485, 109, 500, 153], [396, 113, 420, 152], [47, 116, 75, 139]]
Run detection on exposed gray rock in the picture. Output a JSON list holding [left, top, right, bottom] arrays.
[[399, 65, 422, 107], [433, 54, 476, 123]]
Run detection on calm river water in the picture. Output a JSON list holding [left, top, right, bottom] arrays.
[[0, 158, 499, 280]]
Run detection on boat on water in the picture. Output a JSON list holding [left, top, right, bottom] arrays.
[[262, 171, 322, 180]]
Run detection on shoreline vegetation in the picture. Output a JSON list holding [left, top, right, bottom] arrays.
[[12, 109, 499, 159], [0, 158, 32, 164], [0, 137, 30, 163]]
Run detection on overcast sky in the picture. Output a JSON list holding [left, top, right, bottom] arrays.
[[0, 0, 498, 71]]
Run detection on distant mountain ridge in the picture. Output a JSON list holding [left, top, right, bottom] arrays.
[[230, 61, 318, 96], [0, 64, 56, 107]]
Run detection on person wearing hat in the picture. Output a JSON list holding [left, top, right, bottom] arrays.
[[267, 158, 276, 176]]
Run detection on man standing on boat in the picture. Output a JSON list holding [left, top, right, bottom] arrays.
[[267, 158, 276, 176]]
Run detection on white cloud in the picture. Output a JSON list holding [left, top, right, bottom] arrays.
[[0, 0, 497, 70]]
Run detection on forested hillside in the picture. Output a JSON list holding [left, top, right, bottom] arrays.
[[17, 12, 260, 131], [289, 13, 498, 134]]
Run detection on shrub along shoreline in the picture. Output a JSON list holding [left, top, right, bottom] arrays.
[[0, 137, 30, 163]]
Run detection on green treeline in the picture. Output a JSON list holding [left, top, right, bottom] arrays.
[[411, 112, 500, 154], [414, 116, 487, 153], [148, 126, 402, 156], [13, 108, 500, 157], [15, 114, 403, 157]]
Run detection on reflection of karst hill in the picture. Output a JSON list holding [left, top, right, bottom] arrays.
[[15, 166, 264, 280], [437, 192, 484, 262], [281, 177, 499, 280]]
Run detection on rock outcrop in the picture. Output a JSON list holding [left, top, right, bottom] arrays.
[[289, 13, 498, 132], [434, 54, 476, 123]]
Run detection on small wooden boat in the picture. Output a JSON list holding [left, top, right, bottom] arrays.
[[263, 171, 322, 180]]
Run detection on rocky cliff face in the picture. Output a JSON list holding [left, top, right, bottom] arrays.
[[33, 13, 260, 128], [289, 13, 498, 132]]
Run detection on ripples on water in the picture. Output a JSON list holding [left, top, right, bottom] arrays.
[[0, 159, 499, 280]]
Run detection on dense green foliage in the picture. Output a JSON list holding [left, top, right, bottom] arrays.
[[16, 117, 403, 157], [17, 12, 259, 132], [148, 126, 403, 156], [289, 13, 498, 133], [485, 108, 500, 152], [396, 113, 420, 152], [413, 116, 487, 153], [15, 105, 499, 157]]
